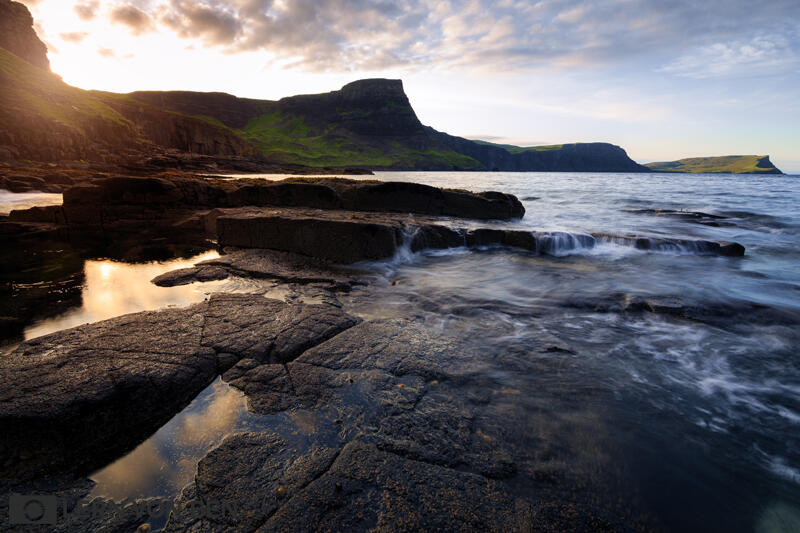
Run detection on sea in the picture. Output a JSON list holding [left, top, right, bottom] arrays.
[[1, 171, 799, 531]]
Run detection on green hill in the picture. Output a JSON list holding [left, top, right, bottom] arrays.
[[646, 156, 783, 174], [0, 46, 261, 162]]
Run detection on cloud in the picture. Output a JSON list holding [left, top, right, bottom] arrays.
[[74, 1, 98, 21], [97, 47, 116, 58], [110, 4, 155, 35], [659, 34, 799, 78], [63, 0, 800, 75], [60, 31, 89, 43], [161, 1, 243, 45]]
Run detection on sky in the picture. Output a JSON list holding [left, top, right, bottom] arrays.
[[20, 0, 800, 172]]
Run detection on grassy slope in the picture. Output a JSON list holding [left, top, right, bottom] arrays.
[[0, 47, 132, 133], [238, 109, 482, 168], [472, 140, 565, 153], [646, 156, 781, 174]]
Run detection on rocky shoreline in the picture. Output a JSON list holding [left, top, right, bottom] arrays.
[[0, 168, 761, 532]]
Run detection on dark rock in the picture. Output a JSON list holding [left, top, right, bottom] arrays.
[[227, 182, 342, 209], [593, 232, 745, 257], [198, 249, 366, 288], [258, 441, 532, 532], [503, 230, 538, 252], [0, 303, 216, 482], [165, 432, 343, 532], [410, 225, 464, 251], [217, 213, 403, 263], [719, 241, 746, 257], [55, 175, 525, 254], [335, 181, 525, 220], [0, 0, 50, 70], [0, 294, 360, 482], [8, 205, 65, 224], [151, 265, 229, 287], [466, 228, 508, 247], [622, 208, 734, 227], [201, 293, 361, 364], [565, 292, 800, 328]]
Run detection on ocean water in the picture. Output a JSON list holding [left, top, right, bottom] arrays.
[[3, 171, 800, 531], [358, 171, 800, 532]]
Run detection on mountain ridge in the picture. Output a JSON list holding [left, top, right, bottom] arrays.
[[123, 80, 650, 172]]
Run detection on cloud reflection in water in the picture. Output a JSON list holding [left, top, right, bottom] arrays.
[[89, 378, 262, 501]]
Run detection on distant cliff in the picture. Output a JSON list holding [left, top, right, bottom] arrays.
[[125, 79, 648, 172], [433, 134, 649, 172], [646, 156, 783, 174]]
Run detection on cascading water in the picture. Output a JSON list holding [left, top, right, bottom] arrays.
[[532, 231, 597, 255]]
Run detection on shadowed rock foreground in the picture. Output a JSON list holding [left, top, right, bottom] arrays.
[[0, 174, 771, 532], [0, 296, 636, 532]]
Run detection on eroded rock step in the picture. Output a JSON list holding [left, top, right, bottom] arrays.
[[214, 208, 746, 263]]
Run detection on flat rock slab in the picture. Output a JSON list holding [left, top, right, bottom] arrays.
[[259, 440, 532, 533], [63, 175, 525, 221], [222, 319, 515, 478], [150, 265, 230, 286], [151, 248, 368, 290], [165, 436, 532, 533], [0, 293, 359, 482]]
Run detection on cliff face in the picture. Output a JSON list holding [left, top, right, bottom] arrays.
[[0, 46, 146, 162], [430, 130, 649, 172], [96, 95, 262, 157], [0, 0, 49, 70], [128, 91, 267, 129], [275, 79, 425, 137]]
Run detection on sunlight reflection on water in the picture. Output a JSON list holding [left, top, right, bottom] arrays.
[[23, 251, 221, 341]]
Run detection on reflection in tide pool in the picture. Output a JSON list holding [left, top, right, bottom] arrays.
[[23, 251, 221, 341], [0, 190, 62, 215], [89, 378, 267, 501]]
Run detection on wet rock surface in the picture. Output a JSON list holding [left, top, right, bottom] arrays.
[[0, 295, 638, 531], [214, 209, 745, 263], [0, 294, 359, 484], [561, 292, 800, 328], [152, 248, 367, 293], [160, 313, 639, 532]]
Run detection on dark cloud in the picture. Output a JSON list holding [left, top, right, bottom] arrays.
[[161, 1, 243, 45], [60, 31, 89, 43], [110, 4, 155, 35], [74, 1, 98, 21], [96, 0, 800, 75]]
